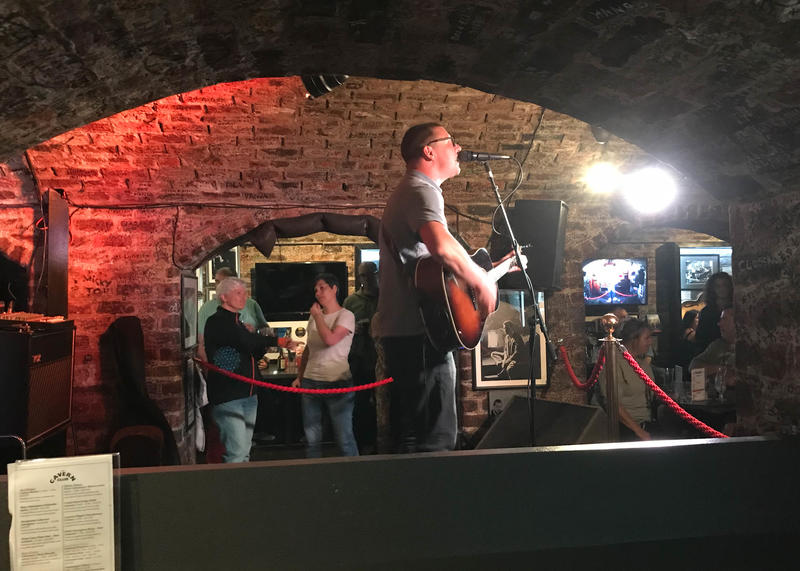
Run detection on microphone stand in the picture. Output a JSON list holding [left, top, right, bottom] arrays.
[[482, 161, 557, 446]]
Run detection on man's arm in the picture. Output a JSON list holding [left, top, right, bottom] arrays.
[[418, 221, 496, 318]]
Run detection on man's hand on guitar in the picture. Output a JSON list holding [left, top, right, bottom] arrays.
[[493, 250, 527, 273], [475, 272, 498, 320]]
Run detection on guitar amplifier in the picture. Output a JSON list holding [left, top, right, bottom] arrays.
[[0, 318, 75, 445]]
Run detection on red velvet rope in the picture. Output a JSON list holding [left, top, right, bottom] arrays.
[[585, 291, 610, 301], [558, 343, 729, 438], [559, 345, 605, 390], [612, 289, 638, 298], [618, 348, 728, 438], [194, 358, 393, 394]]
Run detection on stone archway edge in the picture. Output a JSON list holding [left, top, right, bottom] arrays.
[[241, 212, 381, 258]]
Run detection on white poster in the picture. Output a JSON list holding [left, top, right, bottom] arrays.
[[8, 454, 115, 570]]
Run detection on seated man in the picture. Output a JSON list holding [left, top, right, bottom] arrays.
[[689, 305, 736, 395]]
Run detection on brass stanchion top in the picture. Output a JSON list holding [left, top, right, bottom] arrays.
[[600, 313, 619, 340]]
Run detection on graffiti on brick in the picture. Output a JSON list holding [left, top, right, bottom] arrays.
[[756, 0, 800, 22], [82, 271, 112, 295], [584, 1, 638, 23]]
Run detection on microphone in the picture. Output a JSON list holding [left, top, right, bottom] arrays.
[[457, 150, 512, 162]]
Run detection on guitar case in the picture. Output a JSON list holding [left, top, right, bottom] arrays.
[[107, 316, 181, 465]]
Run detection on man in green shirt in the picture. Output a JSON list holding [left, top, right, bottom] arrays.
[[343, 262, 379, 453]]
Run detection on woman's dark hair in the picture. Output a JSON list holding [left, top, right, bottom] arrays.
[[313, 273, 342, 302], [702, 271, 733, 310], [681, 309, 699, 330], [619, 318, 652, 345]]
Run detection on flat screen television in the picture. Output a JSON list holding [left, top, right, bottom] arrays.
[[253, 262, 348, 322], [583, 258, 647, 309]]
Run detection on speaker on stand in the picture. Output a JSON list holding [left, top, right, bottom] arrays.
[[489, 199, 569, 292]]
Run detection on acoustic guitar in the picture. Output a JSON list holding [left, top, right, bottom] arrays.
[[414, 249, 527, 351]]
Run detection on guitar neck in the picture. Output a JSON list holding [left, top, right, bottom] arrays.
[[487, 257, 517, 284]]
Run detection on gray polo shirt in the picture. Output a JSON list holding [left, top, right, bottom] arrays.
[[378, 170, 448, 337]]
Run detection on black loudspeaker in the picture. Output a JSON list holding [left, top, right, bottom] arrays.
[[655, 242, 681, 367], [489, 200, 568, 291], [475, 396, 607, 449], [0, 320, 75, 444]]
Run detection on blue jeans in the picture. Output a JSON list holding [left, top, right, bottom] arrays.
[[300, 378, 359, 458], [211, 395, 258, 463]]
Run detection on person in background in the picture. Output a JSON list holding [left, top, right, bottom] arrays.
[[676, 309, 700, 372], [197, 266, 269, 362], [688, 306, 737, 434], [690, 306, 736, 393], [378, 122, 497, 453], [197, 266, 276, 446], [694, 271, 733, 353], [600, 319, 654, 441], [343, 261, 380, 453], [292, 273, 358, 457], [204, 278, 294, 463], [610, 306, 629, 328]]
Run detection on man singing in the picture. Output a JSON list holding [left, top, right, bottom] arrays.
[[378, 123, 497, 452]]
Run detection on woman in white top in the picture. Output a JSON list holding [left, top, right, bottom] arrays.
[[292, 273, 358, 457]]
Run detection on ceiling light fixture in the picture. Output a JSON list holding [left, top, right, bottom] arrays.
[[621, 167, 677, 214], [301, 75, 349, 99], [584, 162, 621, 193]]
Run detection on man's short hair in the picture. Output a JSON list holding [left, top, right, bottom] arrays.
[[215, 266, 237, 279], [217, 277, 246, 297], [400, 122, 442, 162]]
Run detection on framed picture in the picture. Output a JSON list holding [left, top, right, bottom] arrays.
[[473, 289, 548, 389], [181, 274, 199, 349], [680, 254, 719, 290], [207, 246, 239, 280], [183, 356, 196, 429], [488, 389, 529, 419]]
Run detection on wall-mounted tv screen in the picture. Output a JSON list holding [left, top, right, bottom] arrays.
[[583, 258, 647, 306], [253, 262, 348, 322]]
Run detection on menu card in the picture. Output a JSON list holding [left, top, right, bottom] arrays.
[[691, 368, 707, 402], [7, 454, 115, 570]]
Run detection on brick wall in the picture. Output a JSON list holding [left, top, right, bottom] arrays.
[[732, 193, 800, 436], [0, 76, 729, 456]]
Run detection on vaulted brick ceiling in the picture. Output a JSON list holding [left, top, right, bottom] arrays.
[[1, 1, 798, 203]]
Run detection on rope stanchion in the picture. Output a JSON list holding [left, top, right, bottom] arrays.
[[194, 358, 393, 395], [618, 348, 728, 439], [559, 345, 605, 391]]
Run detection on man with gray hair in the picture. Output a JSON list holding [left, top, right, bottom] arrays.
[[204, 277, 294, 462], [197, 266, 269, 362]]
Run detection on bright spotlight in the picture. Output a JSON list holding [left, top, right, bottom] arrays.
[[621, 167, 677, 213], [585, 162, 621, 193]]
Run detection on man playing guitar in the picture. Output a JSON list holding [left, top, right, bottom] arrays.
[[378, 122, 504, 453]]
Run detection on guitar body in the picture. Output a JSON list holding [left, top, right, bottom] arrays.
[[415, 249, 495, 351]]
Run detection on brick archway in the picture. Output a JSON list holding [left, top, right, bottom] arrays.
[[1, 3, 796, 203]]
